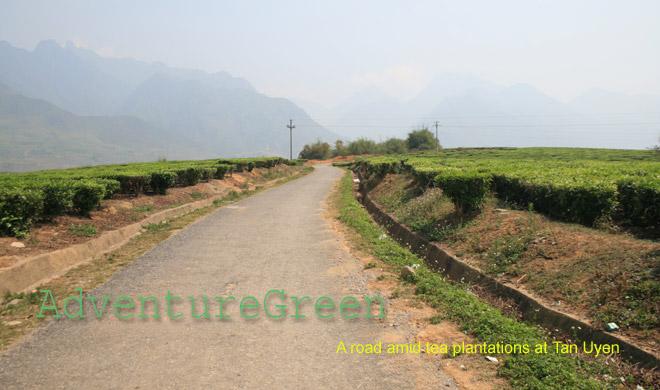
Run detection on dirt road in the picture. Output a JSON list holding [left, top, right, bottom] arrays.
[[0, 164, 457, 389]]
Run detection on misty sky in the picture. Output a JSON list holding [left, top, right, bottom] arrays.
[[1, 0, 659, 108]]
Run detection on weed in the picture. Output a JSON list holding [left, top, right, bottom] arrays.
[[143, 220, 171, 232], [445, 344, 462, 358], [226, 190, 240, 201], [134, 205, 155, 212], [191, 192, 203, 199], [67, 224, 99, 237], [485, 234, 530, 274], [364, 262, 378, 270], [3, 291, 42, 306]]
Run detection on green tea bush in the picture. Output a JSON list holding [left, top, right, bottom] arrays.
[[347, 151, 658, 227], [149, 171, 177, 195], [492, 175, 618, 225], [201, 168, 216, 181], [215, 164, 231, 179], [42, 181, 74, 216], [287, 159, 307, 166], [72, 181, 106, 215], [433, 170, 492, 214], [95, 179, 121, 199], [617, 177, 660, 227], [0, 157, 289, 235], [0, 188, 44, 237], [182, 167, 204, 186], [112, 174, 150, 196]]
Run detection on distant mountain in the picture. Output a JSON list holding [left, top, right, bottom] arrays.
[[0, 82, 202, 172], [405, 73, 498, 116], [116, 74, 338, 157], [569, 88, 660, 116], [63, 41, 255, 92], [0, 40, 130, 116], [311, 73, 660, 149], [328, 87, 405, 140], [0, 40, 339, 169], [0, 40, 257, 116]]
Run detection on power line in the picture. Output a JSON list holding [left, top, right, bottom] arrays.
[[295, 122, 660, 129], [305, 111, 660, 122]]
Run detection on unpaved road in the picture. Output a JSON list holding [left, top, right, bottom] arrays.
[[0, 164, 457, 389]]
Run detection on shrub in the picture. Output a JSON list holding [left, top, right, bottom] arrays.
[[407, 128, 439, 151], [201, 168, 216, 181], [72, 181, 105, 215], [298, 139, 331, 160], [215, 164, 231, 179], [347, 138, 381, 155], [42, 181, 74, 216], [433, 170, 492, 214], [177, 167, 204, 186], [372, 161, 406, 177], [219, 160, 247, 172], [0, 188, 44, 237], [286, 159, 306, 166], [150, 171, 176, 195], [617, 177, 660, 227], [492, 175, 618, 225], [95, 179, 121, 199], [112, 174, 150, 196], [382, 137, 408, 154]]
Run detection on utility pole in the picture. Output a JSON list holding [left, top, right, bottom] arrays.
[[287, 119, 295, 160], [433, 121, 441, 152]]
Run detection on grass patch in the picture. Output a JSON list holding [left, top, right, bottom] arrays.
[[190, 192, 203, 199], [134, 205, 155, 212], [67, 224, 99, 237], [331, 169, 638, 390], [261, 167, 290, 181], [371, 176, 465, 242], [143, 220, 171, 232]]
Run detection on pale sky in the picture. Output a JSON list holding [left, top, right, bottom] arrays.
[[1, 0, 659, 107]]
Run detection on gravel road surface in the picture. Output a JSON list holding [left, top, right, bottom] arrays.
[[0, 164, 457, 389]]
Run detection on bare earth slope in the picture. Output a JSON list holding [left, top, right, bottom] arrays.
[[0, 164, 456, 389]]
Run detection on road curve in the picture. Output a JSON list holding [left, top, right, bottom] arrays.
[[0, 164, 457, 389]]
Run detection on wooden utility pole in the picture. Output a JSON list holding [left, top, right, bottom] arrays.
[[433, 121, 441, 152], [287, 119, 295, 160]]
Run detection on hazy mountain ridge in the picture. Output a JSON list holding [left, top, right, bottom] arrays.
[[0, 82, 202, 172], [0, 40, 339, 171], [117, 73, 338, 157], [318, 73, 660, 149], [0, 40, 131, 116], [64, 41, 256, 93]]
